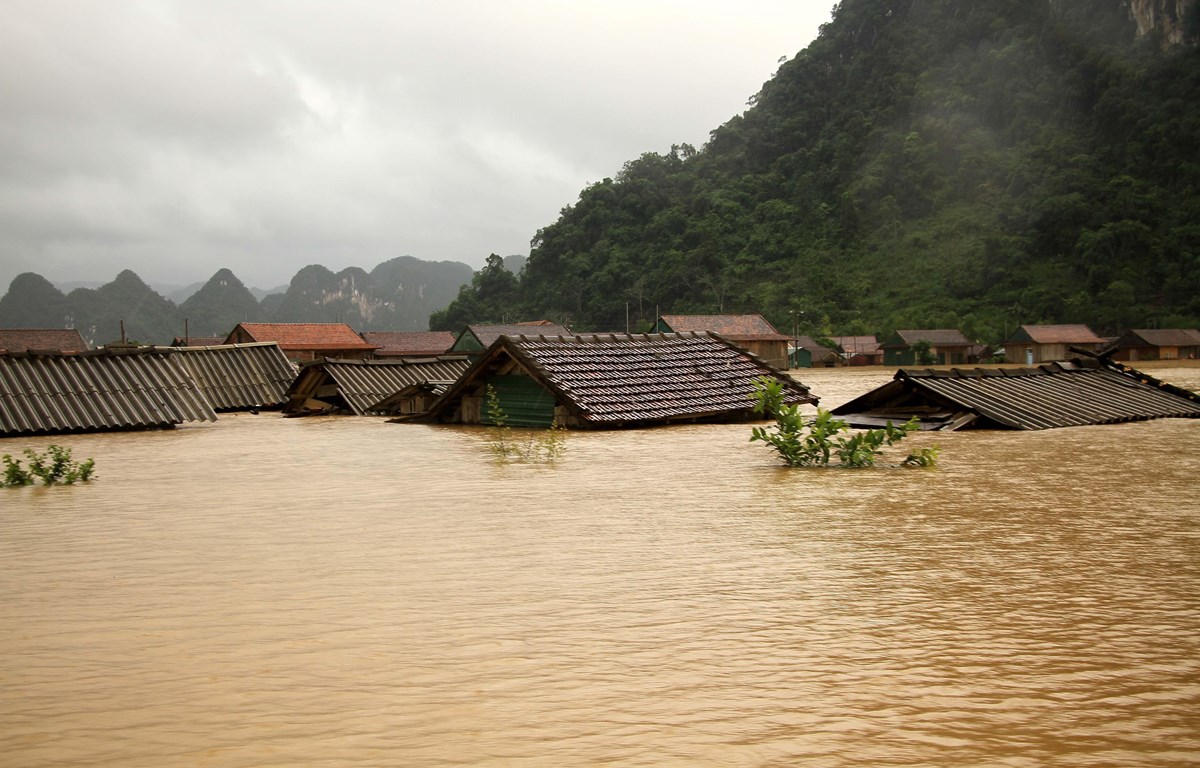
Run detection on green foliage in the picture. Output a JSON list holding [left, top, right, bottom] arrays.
[[749, 377, 937, 469], [1, 446, 97, 487], [484, 385, 567, 463], [427, 0, 1200, 338]]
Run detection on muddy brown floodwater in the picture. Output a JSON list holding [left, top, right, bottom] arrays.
[[2, 366, 1198, 767]]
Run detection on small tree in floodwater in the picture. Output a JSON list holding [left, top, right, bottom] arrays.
[[2, 445, 96, 487], [485, 384, 567, 463], [749, 377, 939, 468]]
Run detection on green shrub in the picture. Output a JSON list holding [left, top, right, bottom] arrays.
[[485, 384, 566, 463], [1, 445, 97, 487], [749, 377, 938, 468]]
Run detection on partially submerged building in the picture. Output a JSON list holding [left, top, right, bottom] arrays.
[[880, 329, 974, 366], [283, 356, 471, 416], [653, 314, 792, 370], [1003, 324, 1106, 365], [0, 328, 89, 354], [831, 357, 1200, 431], [1109, 328, 1200, 362], [360, 331, 455, 358], [424, 332, 817, 429], [0, 348, 217, 436], [830, 335, 883, 366], [791, 336, 842, 368], [225, 322, 378, 362], [162, 342, 297, 411], [450, 323, 573, 355]]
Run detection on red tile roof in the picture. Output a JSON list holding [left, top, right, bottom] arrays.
[[0, 328, 89, 353], [361, 331, 455, 357], [227, 323, 376, 350], [659, 314, 790, 340]]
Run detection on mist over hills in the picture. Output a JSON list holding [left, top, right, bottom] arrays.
[[0, 257, 475, 346]]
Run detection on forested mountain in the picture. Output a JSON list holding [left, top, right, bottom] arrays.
[[0, 256, 474, 345], [434, 0, 1200, 342]]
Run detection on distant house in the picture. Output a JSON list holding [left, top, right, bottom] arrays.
[[791, 336, 841, 368], [283, 356, 471, 416], [829, 335, 883, 366], [1109, 329, 1200, 362], [0, 348, 216, 436], [831, 357, 1200, 431], [361, 331, 455, 358], [0, 328, 89, 354], [880, 329, 974, 366], [423, 331, 817, 429], [224, 322, 378, 362], [1003, 324, 1105, 364], [653, 314, 791, 369], [449, 322, 573, 354]]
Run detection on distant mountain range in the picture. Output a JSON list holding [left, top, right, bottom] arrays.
[[0, 256, 481, 346]]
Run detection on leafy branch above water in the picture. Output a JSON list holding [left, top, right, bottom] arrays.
[[485, 384, 566, 463], [2, 445, 97, 487], [749, 377, 939, 468]]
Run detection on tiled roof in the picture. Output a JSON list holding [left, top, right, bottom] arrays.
[[660, 314, 790, 340], [466, 324, 573, 348], [886, 329, 973, 347], [229, 323, 377, 350], [284, 356, 471, 415], [361, 331, 455, 356], [0, 348, 216, 436], [1010, 324, 1105, 344], [832, 358, 1200, 431], [432, 332, 817, 428], [0, 328, 89, 353]]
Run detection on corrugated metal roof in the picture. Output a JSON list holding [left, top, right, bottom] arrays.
[[831, 359, 1200, 430], [0, 349, 217, 436], [429, 332, 817, 428], [161, 342, 297, 411], [284, 356, 471, 415]]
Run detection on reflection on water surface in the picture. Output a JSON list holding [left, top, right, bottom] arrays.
[[2, 367, 1198, 766]]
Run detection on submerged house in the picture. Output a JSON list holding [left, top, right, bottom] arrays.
[[791, 336, 842, 368], [880, 329, 973, 366], [283, 356, 471, 416], [423, 332, 817, 429], [0, 328, 89, 354], [162, 342, 297, 411], [1003, 324, 1105, 365], [0, 348, 217, 436], [830, 335, 883, 366], [225, 322, 378, 362], [449, 323, 573, 355], [831, 357, 1200, 431], [1109, 329, 1200, 362], [360, 331, 456, 358], [653, 314, 791, 370]]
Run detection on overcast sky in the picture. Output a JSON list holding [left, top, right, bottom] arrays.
[[1, 1, 835, 292]]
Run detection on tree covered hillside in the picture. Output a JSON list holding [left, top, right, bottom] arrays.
[[433, 0, 1200, 341]]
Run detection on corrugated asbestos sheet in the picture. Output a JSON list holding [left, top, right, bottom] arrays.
[[0, 349, 218, 436], [163, 342, 297, 411], [831, 358, 1200, 430], [285, 357, 471, 415], [432, 332, 817, 428]]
